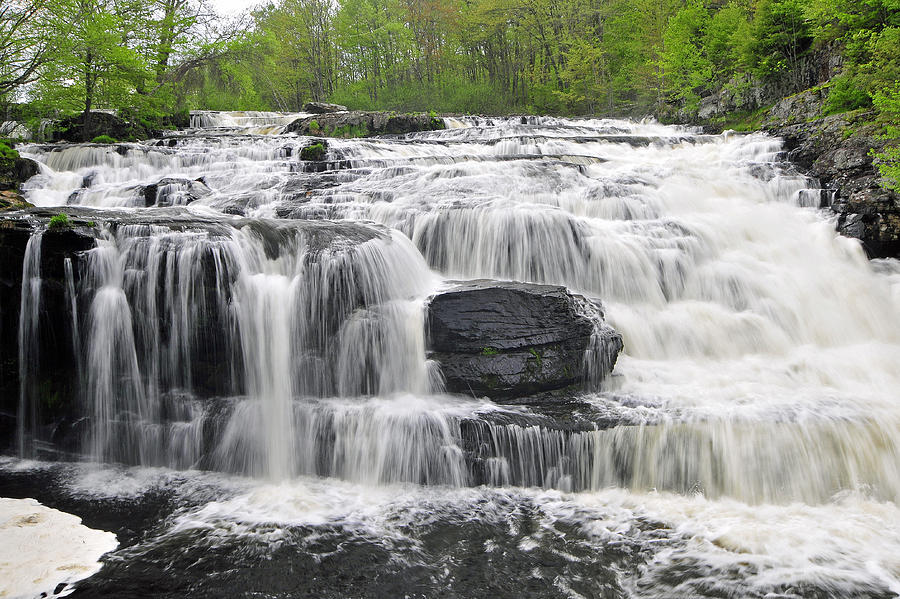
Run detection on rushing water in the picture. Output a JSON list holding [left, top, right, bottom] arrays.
[[4, 113, 900, 597]]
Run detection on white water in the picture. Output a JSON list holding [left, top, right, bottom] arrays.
[[12, 114, 900, 595]]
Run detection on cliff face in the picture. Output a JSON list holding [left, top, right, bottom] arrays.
[[762, 90, 900, 259]]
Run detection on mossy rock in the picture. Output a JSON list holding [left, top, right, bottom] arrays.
[[300, 141, 328, 161], [0, 190, 34, 211]]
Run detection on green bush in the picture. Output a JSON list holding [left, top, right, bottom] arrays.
[[48, 213, 70, 229], [91, 135, 118, 144], [823, 76, 871, 115]]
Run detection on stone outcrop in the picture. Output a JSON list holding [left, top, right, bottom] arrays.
[[286, 111, 445, 137], [764, 96, 900, 258], [303, 102, 347, 114], [426, 280, 623, 400], [52, 111, 150, 143]]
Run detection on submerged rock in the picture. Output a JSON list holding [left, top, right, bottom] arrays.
[[426, 280, 622, 400], [141, 177, 213, 207], [286, 111, 445, 137]]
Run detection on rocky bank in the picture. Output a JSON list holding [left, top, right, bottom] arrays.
[[762, 91, 900, 258]]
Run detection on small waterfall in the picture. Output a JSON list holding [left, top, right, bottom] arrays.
[[16, 233, 43, 457]]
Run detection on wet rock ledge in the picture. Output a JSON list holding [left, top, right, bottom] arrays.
[[286, 111, 445, 137], [426, 280, 623, 400]]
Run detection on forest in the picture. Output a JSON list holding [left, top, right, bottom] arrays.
[[1, 0, 899, 183]]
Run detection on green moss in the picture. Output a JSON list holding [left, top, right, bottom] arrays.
[[326, 123, 368, 138], [48, 213, 70, 229], [91, 134, 118, 144], [481, 346, 499, 356], [300, 142, 327, 161], [308, 119, 320, 133], [717, 105, 772, 132]]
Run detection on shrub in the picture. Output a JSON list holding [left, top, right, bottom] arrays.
[[823, 76, 871, 115], [91, 135, 118, 144], [48, 213, 70, 229]]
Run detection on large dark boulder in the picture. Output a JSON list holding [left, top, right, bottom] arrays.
[[303, 102, 347, 114], [0, 156, 40, 193], [426, 280, 623, 400], [286, 111, 445, 137], [52, 111, 150, 143]]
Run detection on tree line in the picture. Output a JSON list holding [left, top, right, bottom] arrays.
[[1, 0, 897, 123]]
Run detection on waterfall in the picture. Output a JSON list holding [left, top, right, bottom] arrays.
[[9, 113, 900, 597], [16, 233, 43, 457]]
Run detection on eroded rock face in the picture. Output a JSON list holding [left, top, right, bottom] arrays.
[[769, 111, 900, 258], [286, 111, 446, 137], [426, 280, 623, 400]]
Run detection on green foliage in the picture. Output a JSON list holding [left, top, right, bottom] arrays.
[[308, 119, 320, 132], [0, 139, 18, 165], [872, 82, 900, 190], [48, 213, 70, 229], [300, 142, 327, 160], [481, 347, 499, 356], [91, 134, 118, 144], [822, 76, 871, 114]]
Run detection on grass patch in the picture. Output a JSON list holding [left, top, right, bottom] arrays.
[[91, 135, 118, 144]]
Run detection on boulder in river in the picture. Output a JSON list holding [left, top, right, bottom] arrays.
[[426, 280, 623, 400]]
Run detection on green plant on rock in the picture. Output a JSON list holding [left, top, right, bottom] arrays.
[[300, 142, 327, 161], [481, 347, 499, 356], [91, 135, 118, 144], [308, 119, 320, 133], [48, 213, 70, 229], [528, 348, 543, 368]]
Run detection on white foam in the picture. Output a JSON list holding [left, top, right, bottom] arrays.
[[0, 498, 117, 598]]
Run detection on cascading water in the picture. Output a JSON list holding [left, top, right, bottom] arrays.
[[5, 113, 900, 598]]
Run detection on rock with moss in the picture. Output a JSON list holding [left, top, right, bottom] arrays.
[[286, 111, 445, 137], [52, 111, 149, 143], [0, 190, 34, 211], [300, 140, 328, 161], [0, 141, 40, 193], [426, 280, 622, 401]]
